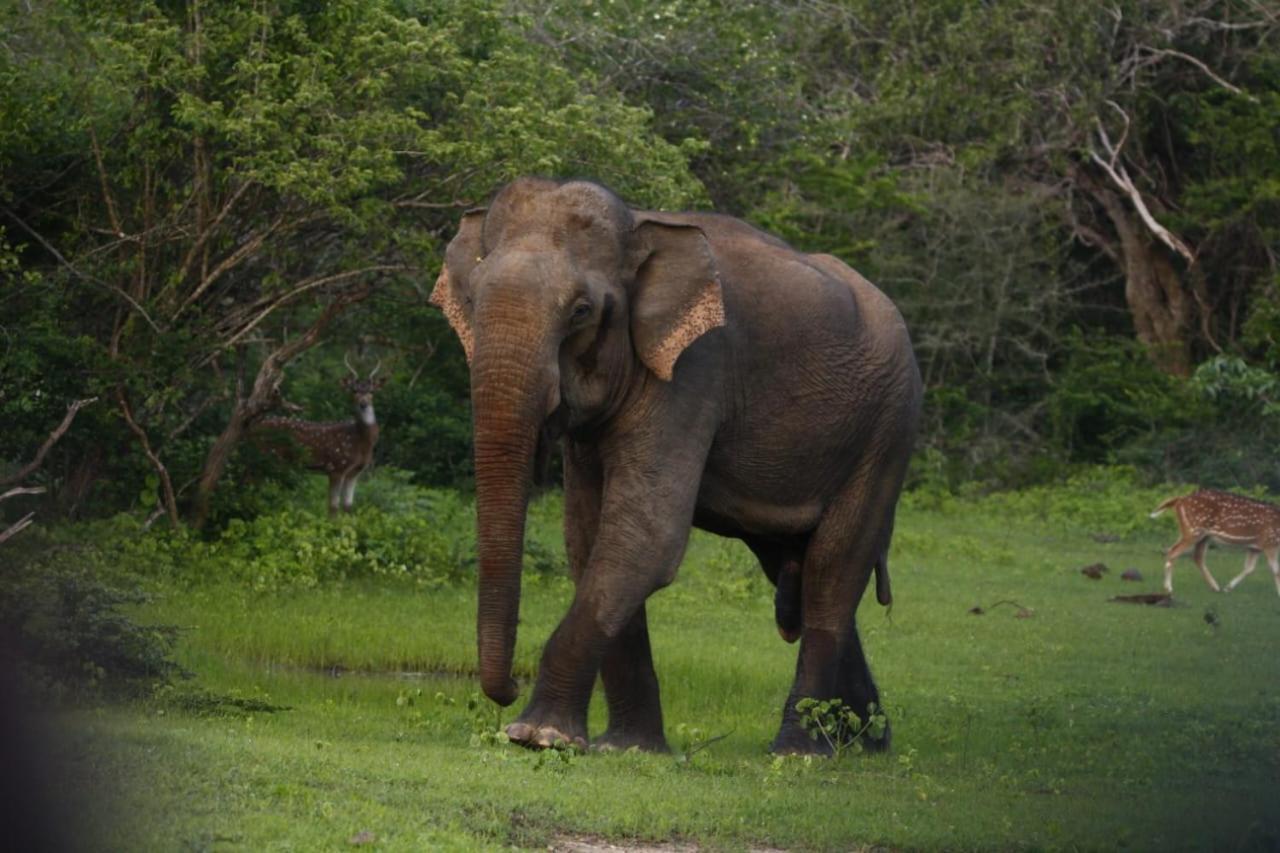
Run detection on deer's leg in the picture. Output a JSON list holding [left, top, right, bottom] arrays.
[[1163, 533, 1201, 593], [1191, 538, 1222, 592], [327, 475, 342, 517], [1224, 550, 1260, 592], [1266, 548, 1280, 598], [341, 472, 358, 512]]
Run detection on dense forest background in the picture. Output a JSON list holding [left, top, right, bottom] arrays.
[[2, 0, 1278, 529]]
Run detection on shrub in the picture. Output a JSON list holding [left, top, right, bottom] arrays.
[[0, 554, 186, 701], [81, 471, 568, 592]]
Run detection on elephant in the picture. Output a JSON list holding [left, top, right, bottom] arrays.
[[430, 177, 922, 754]]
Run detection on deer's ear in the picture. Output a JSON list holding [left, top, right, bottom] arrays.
[[626, 217, 725, 381], [430, 208, 487, 364]]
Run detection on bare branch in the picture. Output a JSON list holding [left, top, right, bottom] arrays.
[[88, 127, 125, 238], [0, 513, 37, 546], [0, 205, 161, 332], [1, 486, 47, 502], [1090, 117, 1196, 264], [173, 179, 254, 294], [116, 389, 181, 528], [0, 398, 98, 488], [1184, 15, 1277, 33], [173, 214, 286, 319], [216, 265, 405, 353], [1140, 47, 1250, 98]]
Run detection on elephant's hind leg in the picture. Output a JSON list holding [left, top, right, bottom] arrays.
[[770, 459, 903, 756]]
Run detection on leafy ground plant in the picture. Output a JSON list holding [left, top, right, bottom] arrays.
[[794, 698, 887, 760]]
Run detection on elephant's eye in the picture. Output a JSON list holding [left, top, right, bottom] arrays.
[[570, 300, 592, 322]]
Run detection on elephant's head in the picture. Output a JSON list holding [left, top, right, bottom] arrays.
[[430, 178, 725, 705]]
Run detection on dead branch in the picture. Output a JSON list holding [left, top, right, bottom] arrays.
[[1141, 47, 1250, 98], [1, 399, 94, 545], [0, 513, 37, 546], [172, 179, 253, 295], [1089, 108, 1196, 265], [88, 126, 125, 238], [173, 213, 287, 319], [116, 388, 181, 528], [1, 486, 47, 502], [216, 265, 406, 353], [0, 489, 43, 545], [0, 205, 160, 332], [0, 398, 98, 488]]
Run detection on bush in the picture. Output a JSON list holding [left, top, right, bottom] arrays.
[[903, 465, 1183, 537], [0, 554, 186, 702], [83, 469, 567, 592]]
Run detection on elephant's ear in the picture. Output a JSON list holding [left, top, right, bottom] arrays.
[[627, 217, 726, 381], [429, 208, 487, 364]]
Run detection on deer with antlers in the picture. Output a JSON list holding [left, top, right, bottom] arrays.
[[1150, 489, 1280, 597], [253, 356, 385, 515]]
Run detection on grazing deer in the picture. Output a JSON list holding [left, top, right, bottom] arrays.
[[253, 356, 385, 515], [1150, 489, 1280, 597]]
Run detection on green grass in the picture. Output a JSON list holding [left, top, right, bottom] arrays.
[[41, 478, 1280, 851]]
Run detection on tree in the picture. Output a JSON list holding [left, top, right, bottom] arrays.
[[1, 0, 705, 523]]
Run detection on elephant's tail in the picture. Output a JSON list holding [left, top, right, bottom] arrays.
[[874, 553, 892, 607]]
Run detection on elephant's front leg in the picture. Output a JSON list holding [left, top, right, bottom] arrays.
[[506, 441, 702, 752], [504, 599, 667, 752], [595, 603, 668, 752], [503, 597, 609, 750], [505, 532, 689, 751]]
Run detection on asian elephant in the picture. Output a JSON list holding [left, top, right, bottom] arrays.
[[430, 177, 921, 754]]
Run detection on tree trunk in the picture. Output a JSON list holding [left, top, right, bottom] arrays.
[[1084, 175, 1194, 377]]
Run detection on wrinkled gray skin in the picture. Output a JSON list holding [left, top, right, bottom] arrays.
[[431, 178, 921, 754]]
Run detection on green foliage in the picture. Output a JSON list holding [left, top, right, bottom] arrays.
[[794, 698, 887, 761], [509, 0, 811, 211], [1045, 333, 1195, 464], [950, 466, 1175, 537], [40, 471, 573, 593], [0, 0, 706, 519], [1191, 355, 1280, 419], [116, 489, 477, 592]]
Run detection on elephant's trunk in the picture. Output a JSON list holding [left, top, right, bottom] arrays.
[[470, 324, 556, 707]]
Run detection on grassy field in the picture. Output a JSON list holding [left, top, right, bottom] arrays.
[[34, 474, 1280, 851]]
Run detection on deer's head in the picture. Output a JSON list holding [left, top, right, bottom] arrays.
[[343, 355, 386, 427]]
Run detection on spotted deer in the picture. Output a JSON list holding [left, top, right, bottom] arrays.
[[1150, 489, 1280, 597], [253, 356, 385, 515]]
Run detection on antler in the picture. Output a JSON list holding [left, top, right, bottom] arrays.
[[368, 356, 382, 379], [344, 352, 359, 379]]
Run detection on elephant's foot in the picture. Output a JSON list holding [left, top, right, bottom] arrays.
[[593, 726, 670, 753], [505, 720, 587, 751], [769, 725, 830, 756]]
